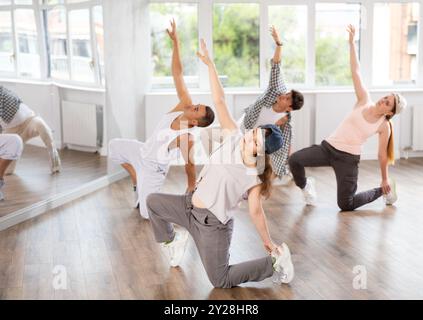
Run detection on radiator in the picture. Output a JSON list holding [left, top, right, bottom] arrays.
[[62, 100, 103, 150], [412, 106, 423, 151]]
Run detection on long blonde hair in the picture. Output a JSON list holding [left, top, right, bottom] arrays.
[[386, 95, 397, 165]]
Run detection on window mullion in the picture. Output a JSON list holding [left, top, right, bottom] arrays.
[[360, 1, 373, 89], [259, 0, 268, 91], [11, 6, 18, 77], [306, 0, 315, 88], [417, 1, 423, 87], [35, 2, 48, 80], [199, 0, 212, 91], [89, 6, 100, 86], [66, 7, 72, 81]]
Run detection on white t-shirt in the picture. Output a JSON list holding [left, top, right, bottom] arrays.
[[238, 107, 286, 130], [0, 103, 34, 129], [194, 130, 261, 224]]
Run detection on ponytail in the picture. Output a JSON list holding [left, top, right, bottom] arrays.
[[387, 119, 395, 165], [258, 154, 274, 199]]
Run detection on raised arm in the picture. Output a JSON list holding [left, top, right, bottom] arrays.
[[270, 25, 283, 64], [197, 39, 237, 132], [347, 24, 370, 105], [267, 26, 286, 92], [167, 19, 192, 112]]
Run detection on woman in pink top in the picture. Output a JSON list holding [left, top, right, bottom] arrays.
[[289, 25, 407, 211]]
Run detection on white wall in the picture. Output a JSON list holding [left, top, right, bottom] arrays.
[[103, 0, 151, 173]]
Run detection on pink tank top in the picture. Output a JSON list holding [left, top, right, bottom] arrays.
[[326, 104, 385, 155]]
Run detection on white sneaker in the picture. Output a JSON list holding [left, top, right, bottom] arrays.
[[302, 177, 317, 206], [133, 185, 140, 209], [272, 243, 295, 284], [50, 149, 61, 174], [161, 229, 189, 267], [384, 179, 398, 206]]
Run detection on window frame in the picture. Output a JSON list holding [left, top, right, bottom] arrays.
[[149, 0, 423, 91]]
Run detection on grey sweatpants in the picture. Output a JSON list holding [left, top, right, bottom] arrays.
[[289, 140, 383, 211], [146, 192, 274, 289]]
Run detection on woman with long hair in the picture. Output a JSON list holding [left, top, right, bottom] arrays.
[[289, 25, 406, 211], [145, 40, 294, 288]]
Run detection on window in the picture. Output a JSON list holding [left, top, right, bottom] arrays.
[[69, 9, 94, 82], [373, 2, 420, 86], [213, 3, 259, 88], [269, 5, 307, 85], [0, 10, 14, 73], [47, 6, 69, 80], [15, 9, 40, 77], [150, 2, 198, 89], [315, 3, 361, 86], [93, 5, 104, 86]]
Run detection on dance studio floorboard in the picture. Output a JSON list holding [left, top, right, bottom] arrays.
[[0, 158, 422, 300], [0, 145, 107, 217]]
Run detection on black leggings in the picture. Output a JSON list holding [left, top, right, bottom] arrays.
[[289, 140, 383, 211]]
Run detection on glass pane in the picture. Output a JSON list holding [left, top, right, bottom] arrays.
[[315, 3, 361, 86], [373, 3, 419, 85], [213, 3, 259, 88], [40, 0, 64, 5], [150, 3, 198, 89], [15, 9, 40, 78], [15, 0, 33, 5], [69, 9, 94, 83], [47, 7, 69, 80], [66, 0, 88, 3], [0, 0, 11, 5], [0, 11, 14, 73], [269, 5, 307, 84], [93, 5, 104, 86]]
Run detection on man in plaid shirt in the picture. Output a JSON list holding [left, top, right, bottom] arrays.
[[242, 26, 304, 179]]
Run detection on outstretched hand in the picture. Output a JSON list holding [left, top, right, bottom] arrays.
[[270, 25, 282, 45], [197, 39, 212, 66], [166, 18, 178, 41], [347, 24, 356, 44]]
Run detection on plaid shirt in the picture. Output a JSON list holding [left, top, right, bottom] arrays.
[[242, 60, 292, 177], [0, 86, 21, 128]]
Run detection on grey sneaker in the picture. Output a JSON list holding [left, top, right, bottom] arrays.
[[272, 243, 295, 284], [50, 149, 61, 174], [384, 179, 398, 205], [302, 177, 317, 206], [161, 229, 189, 267], [0, 179, 4, 201]]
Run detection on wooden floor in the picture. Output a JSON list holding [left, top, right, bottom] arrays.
[[0, 158, 422, 300], [0, 145, 107, 217]]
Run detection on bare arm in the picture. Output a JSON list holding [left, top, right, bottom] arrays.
[[178, 133, 196, 192], [248, 185, 277, 254], [197, 39, 237, 132], [347, 25, 370, 106], [270, 25, 283, 64], [167, 19, 193, 113], [378, 121, 391, 194]]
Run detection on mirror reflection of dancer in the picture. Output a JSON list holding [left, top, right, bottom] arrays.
[[289, 25, 406, 210], [109, 20, 215, 218], [146, 40, 294, 289], [202, 26, 304, 183], [0, 134, 23, 200], [0, 86, 61, 174]]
